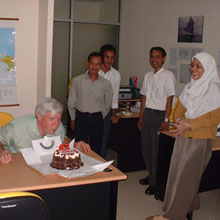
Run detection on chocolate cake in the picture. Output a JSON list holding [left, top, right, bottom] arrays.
[[50, 144, 83, 170]]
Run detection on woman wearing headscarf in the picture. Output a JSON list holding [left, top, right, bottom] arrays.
[[146, 52, 220, 220]]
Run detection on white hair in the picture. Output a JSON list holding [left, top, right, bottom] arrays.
[[35, 97, 63, 116]]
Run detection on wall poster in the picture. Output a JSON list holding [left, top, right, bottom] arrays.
[[178, 16, 204, 43], [0, 18, 19, 107]]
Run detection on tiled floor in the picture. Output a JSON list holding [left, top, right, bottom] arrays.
[[106, 148, 220, 220], [116, 170, 220, 220]]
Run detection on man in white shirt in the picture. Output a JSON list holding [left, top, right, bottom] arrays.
[[99, 44, 121, 158], [137, 47, 176, 195]]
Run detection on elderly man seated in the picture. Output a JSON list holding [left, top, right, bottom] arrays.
[[0, 97, 91, 164]]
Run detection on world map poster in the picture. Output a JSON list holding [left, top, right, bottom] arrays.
[[0, 19, 18, 106]]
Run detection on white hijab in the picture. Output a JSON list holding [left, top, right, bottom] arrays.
[[179, 52, 220, 119]]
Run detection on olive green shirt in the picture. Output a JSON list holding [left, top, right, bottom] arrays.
[[0, 115, 65, 153]]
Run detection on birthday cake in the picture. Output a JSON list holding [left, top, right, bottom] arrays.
[[50, 144, 83, 170]]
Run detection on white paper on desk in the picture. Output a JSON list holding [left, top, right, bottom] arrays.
[[57, 160, 114, 179], [20, 139, 114, 178], [20, 148, 55, 175], [20, 148, 42, 165], [92, 160, 114, 171], [30, 154, 56, 175]]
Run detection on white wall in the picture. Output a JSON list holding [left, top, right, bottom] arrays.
[[2, 0, 220, 117], [119, 0, 220, 95], [38, 0, 54, 103], [0, 0, 53, 117], [72, 23, 118, 75]]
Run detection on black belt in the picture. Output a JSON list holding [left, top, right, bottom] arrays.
[[146, 108, 165, 113], [78, 111, 101, 118]]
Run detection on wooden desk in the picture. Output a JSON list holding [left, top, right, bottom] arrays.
[[155, 131, 220, 201], [0, 152, 127, 220]]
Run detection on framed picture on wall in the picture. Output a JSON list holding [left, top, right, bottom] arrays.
[[178, 16, 204, 43], [0, 18, 19, 106]]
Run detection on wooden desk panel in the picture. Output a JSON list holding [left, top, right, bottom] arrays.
[[0, 152, 127, 220], [160, 131, 220, 151], [0, 151, 126, 193]]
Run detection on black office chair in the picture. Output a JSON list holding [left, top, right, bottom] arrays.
[[0, 192, 50, 220]]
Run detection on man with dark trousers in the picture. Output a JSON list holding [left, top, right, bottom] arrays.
[[68, 52, 113, 155], [137, 47, 175, 195]]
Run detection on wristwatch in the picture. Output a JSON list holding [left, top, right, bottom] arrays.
[[164, 118, 169, 122]]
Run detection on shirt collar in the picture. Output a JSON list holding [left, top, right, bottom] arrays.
[[102, 66, 113, 73], [86, 71, 101, 81], [153, 67, 164, 76]]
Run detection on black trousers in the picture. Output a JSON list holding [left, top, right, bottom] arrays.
[[100, 109, 112, 158], [75, 110, 104, 155]]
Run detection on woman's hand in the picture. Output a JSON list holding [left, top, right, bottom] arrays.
[[171, 119, 191, 135]]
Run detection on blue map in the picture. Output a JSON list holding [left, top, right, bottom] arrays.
[[0, 28, 15, 87]]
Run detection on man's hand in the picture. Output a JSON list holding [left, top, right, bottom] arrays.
[[0, 150, 14, 164], [111, 115, 119, 124], [70, 120, 75, 131], [137, 118, 142, 131], [159, 121, 169, 131], [74, 141, 91, 153]]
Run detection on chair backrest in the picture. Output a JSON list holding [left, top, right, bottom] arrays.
[[0, 192, 50, 220], [169, 96, 179, 123], [0, 112, 14, 126], [68, 77, 74, 95]]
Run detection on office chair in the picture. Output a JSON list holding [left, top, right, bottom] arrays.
[[0, 192, 50, 220], [169, 96, 179, 125], [67, 76, 74, 96], [0, 112, 14, 126]]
